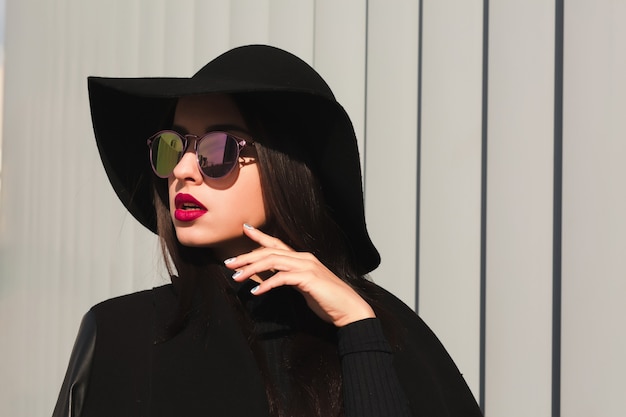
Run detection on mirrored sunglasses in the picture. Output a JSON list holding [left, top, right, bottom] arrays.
[[147, 130, 254, 179]]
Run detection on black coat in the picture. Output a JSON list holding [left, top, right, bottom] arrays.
[[53, 281, 482, 417]]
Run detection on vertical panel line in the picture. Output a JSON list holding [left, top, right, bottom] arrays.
[[312, 1, 317, 67], [363, 0, 369, 190], [552, 1, 564, 416], [415, 0, 423, 313], [479, 0, 489, 412]]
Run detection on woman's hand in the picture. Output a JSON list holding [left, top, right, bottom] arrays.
[[224, 224, 376, 327]]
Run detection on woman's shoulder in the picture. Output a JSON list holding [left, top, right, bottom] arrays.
[[364, 280, 457, 362], [88, 284, 175, 328], [363, 281, 421, 325], [91, 283, 174, 310], [365, 281, 483, 416]]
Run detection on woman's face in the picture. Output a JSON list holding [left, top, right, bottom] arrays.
[[168, 94, 266, 259]]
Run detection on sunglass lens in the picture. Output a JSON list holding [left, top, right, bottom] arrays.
[[151, 132, 184, 177], [196, 133, 240, 178]]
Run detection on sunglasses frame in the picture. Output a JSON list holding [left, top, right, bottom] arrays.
[[147, 130, 254, 179]]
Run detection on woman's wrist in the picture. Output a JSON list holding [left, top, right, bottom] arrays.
[[334, 301, 376, 328]]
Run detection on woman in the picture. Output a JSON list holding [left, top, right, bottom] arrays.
[[53, 45, 482, 417]]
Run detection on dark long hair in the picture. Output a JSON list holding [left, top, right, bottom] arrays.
[[152, 93, 382, 417]]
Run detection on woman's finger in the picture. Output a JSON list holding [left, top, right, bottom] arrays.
[[225, 246, 313, 271], [229, 252, 314, 282], [242, 223, 293, 251]]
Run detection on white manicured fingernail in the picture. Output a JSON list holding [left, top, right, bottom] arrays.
[[232, 270, 243, 280], [243, 223, 254, 230], [224, 257, 236, 265], [250, 285, 260, 294]]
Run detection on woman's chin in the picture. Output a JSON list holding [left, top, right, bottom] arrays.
[[176, 236, 215, 248], [173, 228, 214, 248], [174, 230, 239, 252]]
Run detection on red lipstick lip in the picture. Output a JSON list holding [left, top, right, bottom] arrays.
[[175, 193, 207, 210], [174, 193, 207, 222]]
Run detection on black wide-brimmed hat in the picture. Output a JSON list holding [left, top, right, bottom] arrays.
[[88, 44, 380, 273]]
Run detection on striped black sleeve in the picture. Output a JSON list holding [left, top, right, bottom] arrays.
[[338, 318, 413, 417]]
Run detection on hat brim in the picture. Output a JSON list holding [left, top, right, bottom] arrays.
[[88, 45, 380, 273]]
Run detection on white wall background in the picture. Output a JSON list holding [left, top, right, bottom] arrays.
[[0, 1, 624, 416]]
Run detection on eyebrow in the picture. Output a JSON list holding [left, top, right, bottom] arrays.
[[171, 123, 250, 136]]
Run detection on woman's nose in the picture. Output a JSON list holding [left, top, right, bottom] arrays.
[[172, 149, 203, 183]]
